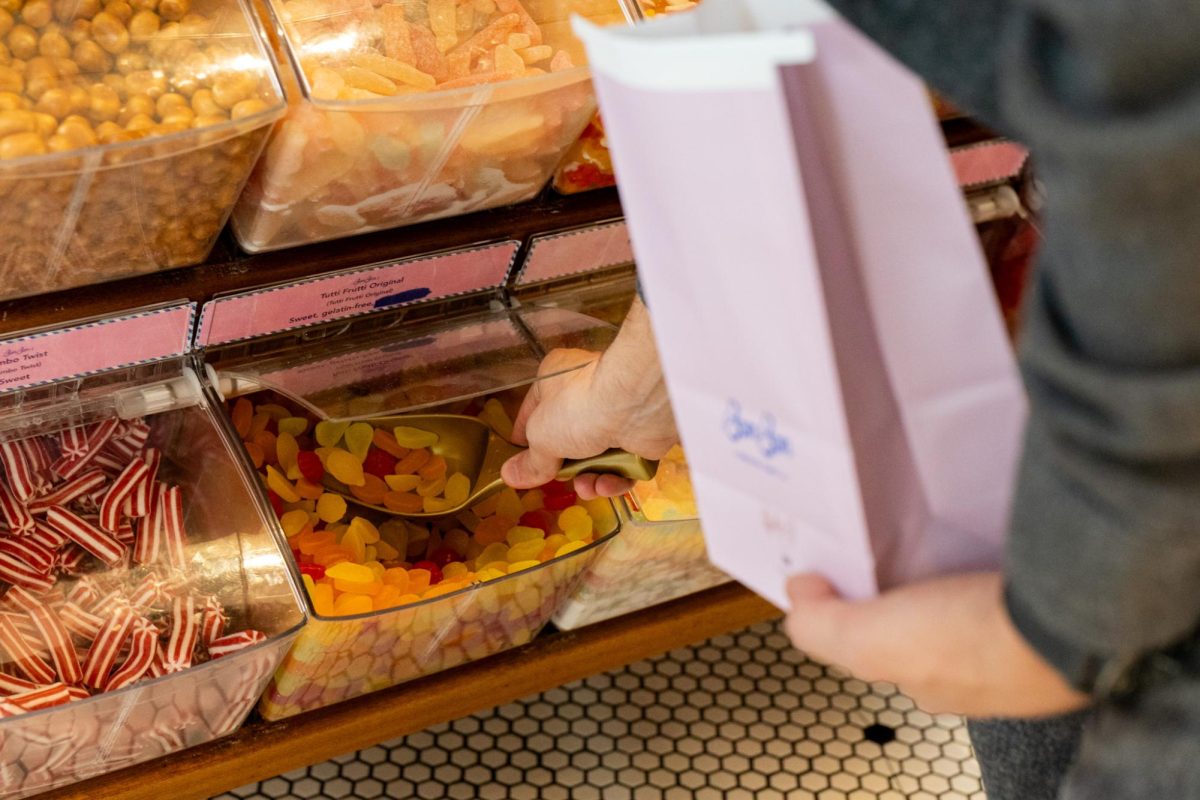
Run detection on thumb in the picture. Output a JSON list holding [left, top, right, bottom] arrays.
[[501, 448, 563, 490], [784, 573, 851, 662]]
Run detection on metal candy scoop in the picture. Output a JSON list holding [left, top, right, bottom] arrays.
[[324, 414, 658, 519]]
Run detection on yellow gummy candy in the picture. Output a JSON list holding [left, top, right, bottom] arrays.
[[385, 474, 421, 492], [301, 573, 315, 593], [563, 521, 592, 543], [375, 539, 400, 561], [364, 560, 386, 580], [519, 490, 544, 513], [316, 492, 348, 523], [506, 539, 544, 562], [341, 528, 367, 563], [476, 567, 507, 582], [347, 517, 380, 544], [327, 448, 366, 487], [277, 432, 301, 480], [506, 525, 544, 547], [315, 421, 351, 448], [257, 403, 292, 421], [332, 593, 374, 615], [266, 466, 300, 503], [417, 476, 447, 498], [507, 559, 541, 574], [557, 505, 590, 529], [443, 562, 469, 580], [555, 540, 588, 558], [326, 562, 374, 583], [278, 417, 309, 436], [444, 473, 470, 505], [280, 509, 310, 536], [477, 542, 509, 566], [480, 399, 514, 441], [496, 488, 524, 521], [544, 533, 567, 551], [310, 582, 335, 616], [394, 426, 439, 449], [423, 496, 454, 514], [345, 423, 375, 461]]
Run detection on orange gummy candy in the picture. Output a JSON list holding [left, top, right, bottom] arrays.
[[394, 448, 432, 475], [383, 491, 424, 513], [349, 474, 388, 505], [473, 514, 515, 546], [372, 428, 410, 459], [232, 398, 253, 438], [418, 455, 447, 481]]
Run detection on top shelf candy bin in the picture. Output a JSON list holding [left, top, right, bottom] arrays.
[[229, 0, 632, 252], [0, 0, 285, 301]]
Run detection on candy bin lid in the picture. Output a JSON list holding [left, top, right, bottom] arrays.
[[262, 0, 636, 113]]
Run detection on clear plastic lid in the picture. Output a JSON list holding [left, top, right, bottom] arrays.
[[265, 0, 633, 111]]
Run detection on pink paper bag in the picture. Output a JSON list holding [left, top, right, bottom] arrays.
[[575, 0, 1026, 609]]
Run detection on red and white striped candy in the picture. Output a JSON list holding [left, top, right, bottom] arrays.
[[127, 449, 160, 518], [164, 595, 198, 673], [161, 486, 187, 568], [0, 551, 54, 593], [128, 575, 160, 609], [56, 545, 88, 576], [65, 577, 99, 607], [104, 623, 157, 691], [0, 537, 56, 573], [6, 681, 73, 711], [28, 469, 107, 515], [99, 458, 149, 533], [91, 450, 127, 476], [60, 601, 103, 641], [59, 426, 88, 459], [82, 605, 134, 689], [65, 684, 90, 701], [0, 481, 34, 535], [45, 506, 125, 566], [0, 670, 37, 695], [115, 520, 135, 546], [200, 598, 226, 646], [133, 483, 165, 565], [29, 519, 68, 549], [0, 613, 55, 683], [89, 589, 125, 616], [53, 418, 119, 480], [0, 440, 39, 502], [16, 437, 53, 498], [146, 641, 168, 679], [22, 597, 82, 684], [206, 630, 267, 659], [104, 421, 150, 462]]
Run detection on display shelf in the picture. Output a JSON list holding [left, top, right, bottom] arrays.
[[0, 187, 623, 339], [38, 583, 779, 800]]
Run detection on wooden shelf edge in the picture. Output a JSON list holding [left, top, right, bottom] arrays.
[[40, 583, 780, 800]]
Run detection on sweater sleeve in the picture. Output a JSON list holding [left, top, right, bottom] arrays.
[[995, 0, 1200, 694], [832, 0, 1200, 693]]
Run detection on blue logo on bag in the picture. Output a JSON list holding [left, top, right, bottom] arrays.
[[723, 400, 792, 476]]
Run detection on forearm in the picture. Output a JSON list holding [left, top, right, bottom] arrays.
[[1000, 0, 1200, 693]]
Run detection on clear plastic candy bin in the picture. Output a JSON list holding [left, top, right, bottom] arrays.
[[553, 445, 730, 629], [230, 0, 631, 251], [0, 0, 285, 299], [0, 359, 305, 798], [206, 305, 623, 719]]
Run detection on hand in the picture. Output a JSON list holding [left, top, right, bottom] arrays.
[[785, 571, 1091, 718], [501, 299, 679, 499]]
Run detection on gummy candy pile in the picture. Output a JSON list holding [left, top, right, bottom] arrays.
[[229, 394, 606, 618]]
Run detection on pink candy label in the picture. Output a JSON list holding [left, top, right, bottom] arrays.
[[196, 242, 520, 348], [0, 303, 196, 392], [515, 220, 634, 286], [950, 141, 1029, 189]]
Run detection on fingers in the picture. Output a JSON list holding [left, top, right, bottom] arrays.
[[574, 474, 635, 500], [501, 447, 563, 490], [784, 573, 853, 667], [510, 383, 540, 446]]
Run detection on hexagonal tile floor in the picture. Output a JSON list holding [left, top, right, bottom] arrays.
[[214, 621, 984, 800]]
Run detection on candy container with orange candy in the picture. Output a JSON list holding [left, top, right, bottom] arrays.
[[554, 444, 731, 629], [0, 371, 304, 798], [0, 0, 284, 299], [231, 0, 632, 251], [226, 389, 617, 719]]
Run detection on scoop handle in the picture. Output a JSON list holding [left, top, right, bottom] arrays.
[[556, 450, 658, 483]]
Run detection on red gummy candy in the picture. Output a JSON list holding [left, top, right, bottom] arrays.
[[429, 547, 459, 568], [519, 510, 553, 535], [296, 451, 324, 484], [412, 560, 443, 584], [540, 480, 573, 496], [362, 447, 399, 478], [299, 562, 326, 580], [267, 490, 284, 517], [291, 548, 302, 563], [544, 491, 578, 511]]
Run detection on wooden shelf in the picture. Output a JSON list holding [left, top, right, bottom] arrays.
[[40, 583, 780, 800]]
